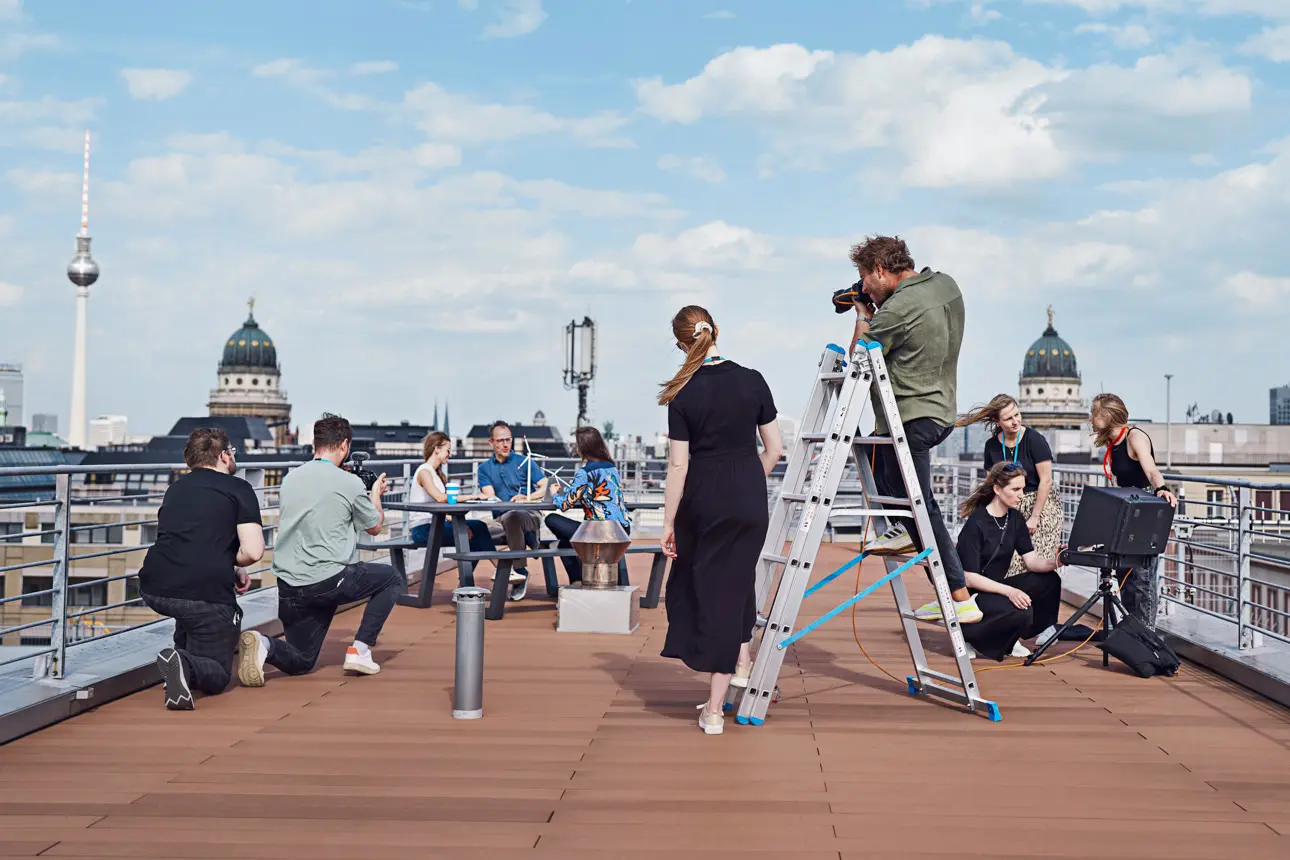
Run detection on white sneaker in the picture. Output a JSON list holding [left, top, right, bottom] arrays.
[[343, 647, 380, 675], [730, 659, 753, 689], [1033, 624, 1057, 648], [508, 571, 528, 601], [236, 631, 268, 688], [1011, 641, 1032, 658], [696, 704, 724, 735], [868, 524, 914, 555]]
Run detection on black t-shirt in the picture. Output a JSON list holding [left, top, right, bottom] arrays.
[[139, 468, 263, 604], [955, 505, 1034, 583], [667, 362, 777, 456], [983, 428, 1052, 494]]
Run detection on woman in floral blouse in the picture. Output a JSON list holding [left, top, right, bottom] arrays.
[[545, 426, 631, 584]]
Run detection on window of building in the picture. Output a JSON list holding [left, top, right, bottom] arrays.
[[1255, 490, 1274, 522], [1206, 488, 1225, 519], [125, 576, 140, 603], [0, 522, 22, 543], [68, 579, 108, 608], [1279, 491, 1290, 520], [1037, 387, 1045, 395], [252, 378, 259, 386], [22, 576, 54, 606], [236, 377, 244, 385], [20, 636, 51, 647]]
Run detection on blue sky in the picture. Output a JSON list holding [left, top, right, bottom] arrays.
[[2, 0, 1289, 442]]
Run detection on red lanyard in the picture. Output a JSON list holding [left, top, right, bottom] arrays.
[[1102, 426, 1128, 482]]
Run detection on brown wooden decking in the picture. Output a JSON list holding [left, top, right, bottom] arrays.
[[1, 542, 1289, 859]]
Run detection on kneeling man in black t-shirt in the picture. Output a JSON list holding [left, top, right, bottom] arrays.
[[139, 428, 265, 709], [954, 462, 1063, 661]]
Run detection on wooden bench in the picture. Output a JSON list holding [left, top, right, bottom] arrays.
[[358, 535, 668, 621], [446, 545, 668, 621]]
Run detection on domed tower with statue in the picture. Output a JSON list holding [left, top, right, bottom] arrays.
[[1017, 306, 1087, 432], [207, 298, 295, 446]]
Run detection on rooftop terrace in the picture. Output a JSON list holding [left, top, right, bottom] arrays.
[[2, 545, 1289, 859]]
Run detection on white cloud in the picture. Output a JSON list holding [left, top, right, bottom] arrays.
[[1223, 271, 1290, 303], [656, 154, 726, 183], [459, 0, 480, 8], [121, 68, 193, 101], [631, 221, 776, 270], [482, 0, 547, 38], [0, 280, 22, 305], [568, 259, 638, 289], [1240, 26, 1290, 61], [1075, 21, 1154, 47], [703, 9, 736, 19], [635, 38, 1253, 187], [0, 32, 56, 62], [348, 60, 398, 75], [404, 82, 631, 148], [0, 0, 20, 22]]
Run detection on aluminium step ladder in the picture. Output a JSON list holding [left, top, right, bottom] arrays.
[[732, 341, 1000, 724]]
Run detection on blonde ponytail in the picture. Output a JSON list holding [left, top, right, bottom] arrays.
[[658, 305, 717, 405]]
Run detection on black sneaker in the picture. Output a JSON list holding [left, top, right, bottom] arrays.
[[156, 647, 194, 711]]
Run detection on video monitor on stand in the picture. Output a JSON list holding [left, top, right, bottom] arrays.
[[1024, 484, 1175, 667]]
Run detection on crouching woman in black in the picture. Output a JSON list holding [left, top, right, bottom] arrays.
[[956, 462, 1062, 661]]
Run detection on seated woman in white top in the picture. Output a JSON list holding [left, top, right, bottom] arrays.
[[408, 432, 497, 555]]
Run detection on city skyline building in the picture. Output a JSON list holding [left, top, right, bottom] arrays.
[[0, 364, 22, 428], [207, 298, 295, 446]]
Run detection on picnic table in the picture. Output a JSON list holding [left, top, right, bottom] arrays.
[[364, 499, 667, 620]]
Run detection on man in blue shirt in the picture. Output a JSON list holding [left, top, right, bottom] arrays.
[[477, 420, 549, 600]]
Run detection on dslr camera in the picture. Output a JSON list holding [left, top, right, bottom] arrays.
[[345, 451, 380, 492], [831, 278, 874, 314]]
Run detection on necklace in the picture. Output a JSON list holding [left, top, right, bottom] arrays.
[[1002, 427, 1024, 463], [703, 355, 725, 364], [1102, 426, 1129, 482]]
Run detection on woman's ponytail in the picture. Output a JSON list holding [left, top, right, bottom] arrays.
[[658, 306, 717, 405]]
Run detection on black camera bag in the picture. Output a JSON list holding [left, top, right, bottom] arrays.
[[1096, 614, 1180, 678]]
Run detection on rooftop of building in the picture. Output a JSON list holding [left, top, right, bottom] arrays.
[[1, 544, 1289, 858]]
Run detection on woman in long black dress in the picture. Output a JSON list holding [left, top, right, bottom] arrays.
[[956, 462, 1063, 661], [658, 305, 784, 736]]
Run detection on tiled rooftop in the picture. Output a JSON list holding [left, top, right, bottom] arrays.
[[2, 543, 1289, 858]]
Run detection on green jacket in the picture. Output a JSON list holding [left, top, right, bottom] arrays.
[[864, 268, 964, 435]]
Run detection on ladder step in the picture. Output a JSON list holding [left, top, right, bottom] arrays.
[[762, 553, 789, 565], [800, 433, 896, 445], [919, 668, 967, 687], [781, 492, 820, 504], [867, 494, 913, 507], [820, 372, 846, 382]]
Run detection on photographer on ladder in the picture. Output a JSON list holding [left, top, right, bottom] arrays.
[[843, 235, 981, 625]]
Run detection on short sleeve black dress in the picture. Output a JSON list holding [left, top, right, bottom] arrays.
[[661, 361, 777, 675]]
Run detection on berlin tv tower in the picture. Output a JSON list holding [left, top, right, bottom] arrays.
[[66, 130, 98, 450]]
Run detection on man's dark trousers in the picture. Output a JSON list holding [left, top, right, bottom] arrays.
[[141, 592, 242, 694], [872, 417, 967, 593]]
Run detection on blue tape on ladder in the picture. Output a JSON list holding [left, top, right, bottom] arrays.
[[985, 701, 1002, 722], [825, 343, 845, 355], [906, 676, 920, 696], [804, 552, 865, 597], [776, 549, 932, 651]]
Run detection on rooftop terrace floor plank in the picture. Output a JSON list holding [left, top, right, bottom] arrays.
[[2, 545, 1288, 858]]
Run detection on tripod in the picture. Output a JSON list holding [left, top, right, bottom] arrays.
[[1024, 557, 1148, 667]]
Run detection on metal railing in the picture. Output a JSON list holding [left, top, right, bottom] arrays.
[[0, 455, 667, 678], [928, 461, 1290, 653]]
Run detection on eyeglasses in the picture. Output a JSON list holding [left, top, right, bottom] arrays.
[[998, 462, 1024, 473], [492, 437, 513, 444], [225, 446, 237, 456]]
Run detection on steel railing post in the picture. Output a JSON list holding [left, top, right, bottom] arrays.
[[48, 473, 72, 679]]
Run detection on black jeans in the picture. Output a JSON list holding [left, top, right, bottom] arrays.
[[544, 514, 631, 583], [872, 418, 967, 593], [141, 592, 241, 695], [266, 561, 402, 676]]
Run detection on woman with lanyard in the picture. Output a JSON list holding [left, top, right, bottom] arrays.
[[955, 462, 1063, 660], [1089, 393, 1177, 631], [957, 394, 1061, 576]]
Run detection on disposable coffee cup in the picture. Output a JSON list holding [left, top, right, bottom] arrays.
[[446, 482, 460, 504]]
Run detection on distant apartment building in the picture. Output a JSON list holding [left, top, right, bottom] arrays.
[[31, 414, 58, 434], [88, 415, 128, 448], [1271, 384, 1290, 426]]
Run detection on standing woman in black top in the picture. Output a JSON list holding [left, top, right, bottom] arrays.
[[1090, 393, 1177, 630], [659, 305, 784, 736], [955, 462, 1062, 661], [957, 394, 1061, 575]]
